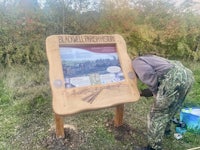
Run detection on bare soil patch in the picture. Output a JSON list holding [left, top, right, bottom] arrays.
[[42, 128, 84, 150], [42, 119, 147, 149]]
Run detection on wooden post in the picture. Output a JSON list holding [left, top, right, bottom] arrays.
[[55, 113, 65, 138], [114, 104, 124, 127]]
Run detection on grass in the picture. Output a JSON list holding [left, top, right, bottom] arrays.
[[0, 60, 200, 150], [0, 65, 52, 150]]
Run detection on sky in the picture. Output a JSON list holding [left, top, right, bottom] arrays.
[[37, 0, 200, 11], [38, 0, 46, 8], [60, 47, 118, 61], [37, 0, 99, 9], [0, 0, 199, 13]]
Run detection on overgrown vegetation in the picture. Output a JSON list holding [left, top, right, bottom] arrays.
[[0, 0, 200, 67], [0, 0, 200, 149], [0, 65, 52, 149]]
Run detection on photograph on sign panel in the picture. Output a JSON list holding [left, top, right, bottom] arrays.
[[59, 44, 125, 88]]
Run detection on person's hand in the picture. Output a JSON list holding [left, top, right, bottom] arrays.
[[140, 89, 153, 97]]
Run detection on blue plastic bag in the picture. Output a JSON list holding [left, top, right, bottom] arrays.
[[180, 107, 200, 133]]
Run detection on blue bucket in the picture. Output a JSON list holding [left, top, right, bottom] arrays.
[[180, 107, 200, 133]]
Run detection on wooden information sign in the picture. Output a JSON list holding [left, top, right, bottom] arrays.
[[46, 34, 140, 137]]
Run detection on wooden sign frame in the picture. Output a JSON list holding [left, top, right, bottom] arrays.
[[46, 34, 140, 137]]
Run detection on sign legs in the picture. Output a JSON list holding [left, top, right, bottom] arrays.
[[54, 104, 124, 138], [114, 104, 124, 127], [55, 113, 65, 138]]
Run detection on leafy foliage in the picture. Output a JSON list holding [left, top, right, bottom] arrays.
[[0, 0, 200, 67], [0, 1, 200, 149]]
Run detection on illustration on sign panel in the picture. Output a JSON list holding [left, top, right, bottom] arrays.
[[59, 44, 125, 88]]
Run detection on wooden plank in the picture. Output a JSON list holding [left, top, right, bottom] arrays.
[[46, 34, 140, 115], [114, 104, 124, 127], [55, 113, 65, 138]]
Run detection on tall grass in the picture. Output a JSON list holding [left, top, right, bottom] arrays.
[[0, 60, 200, 150], [0, 65, 53, 150]]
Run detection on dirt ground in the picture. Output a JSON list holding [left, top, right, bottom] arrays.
[[42, 119, 148, 150], [42, 127, 83, 150]]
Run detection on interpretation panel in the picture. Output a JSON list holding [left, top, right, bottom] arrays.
[[46, 34, 140, 115]]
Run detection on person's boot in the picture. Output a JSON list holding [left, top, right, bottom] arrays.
[[134, 145, 155, 150]]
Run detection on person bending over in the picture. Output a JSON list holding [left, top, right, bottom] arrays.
[[132, 54, 194, 150]]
